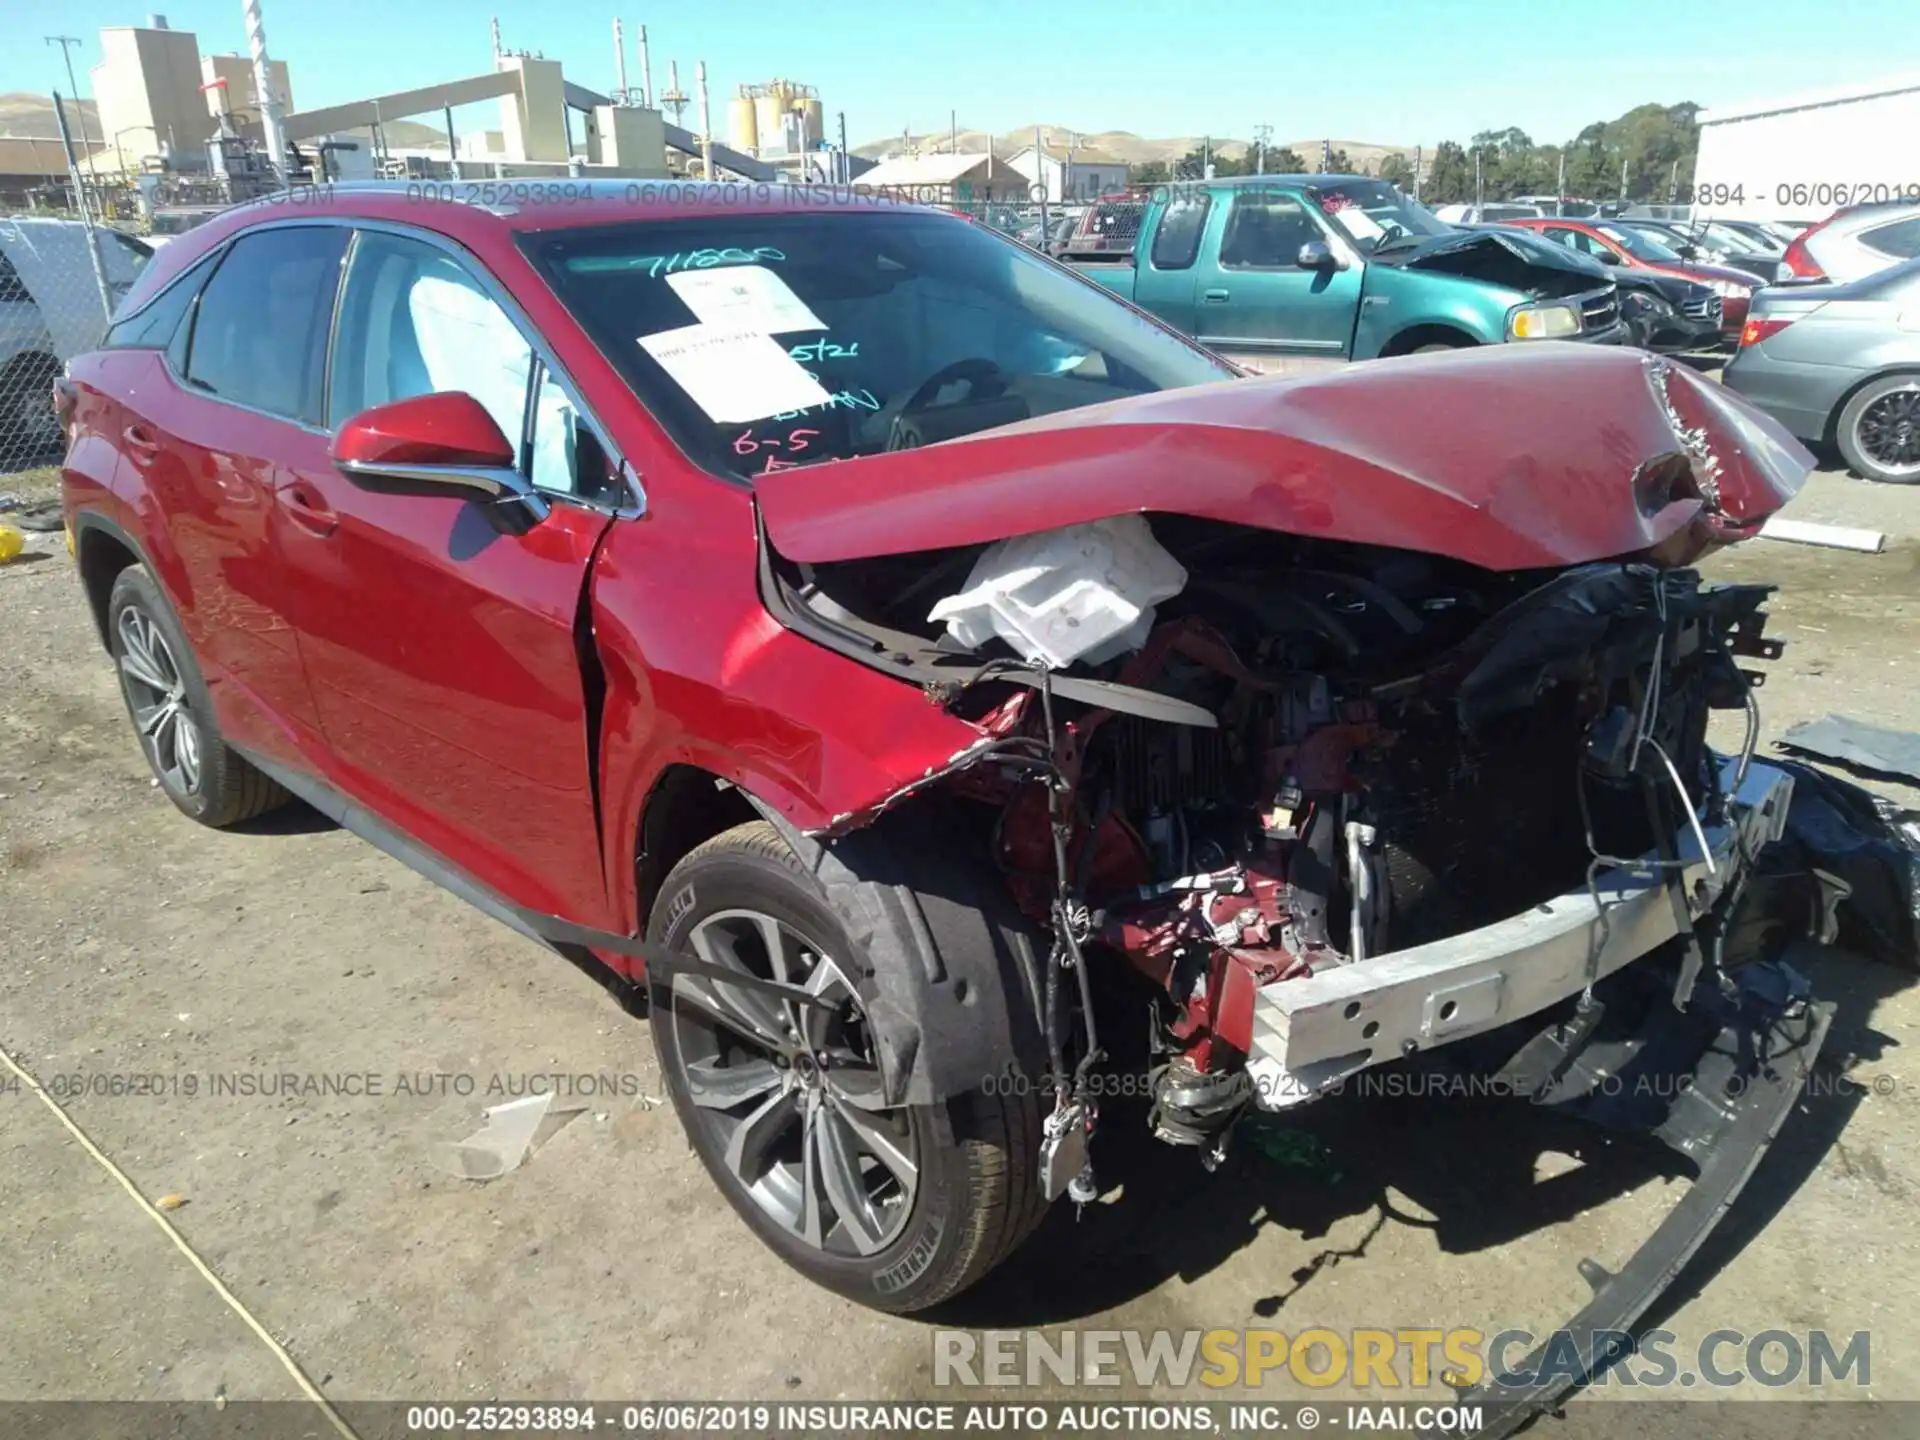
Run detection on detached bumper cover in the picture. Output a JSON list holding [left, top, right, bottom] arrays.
[[1247, 757, 1796, 1108]]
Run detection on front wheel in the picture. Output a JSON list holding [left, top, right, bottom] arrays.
[[1836, 374, 1920, 484], [648, 821, 1047, 1312]]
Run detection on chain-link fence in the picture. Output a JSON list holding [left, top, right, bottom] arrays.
[[0, 204, 137, 477]]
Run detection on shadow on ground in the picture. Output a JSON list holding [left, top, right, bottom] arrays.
[[935, 944, 1910, 1330]]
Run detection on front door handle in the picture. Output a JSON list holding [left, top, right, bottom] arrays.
[[1203, 288, 1231, 303], [276, 481, 339, 537]]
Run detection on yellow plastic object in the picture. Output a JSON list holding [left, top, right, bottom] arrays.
[[0, 523, 24, 565]]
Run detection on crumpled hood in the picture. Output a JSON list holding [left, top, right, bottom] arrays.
[[1374, 225, 1602, 280], [755, 344, 1813, 573]]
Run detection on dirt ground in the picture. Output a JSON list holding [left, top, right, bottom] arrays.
[[2, 454, 1918, 1432]]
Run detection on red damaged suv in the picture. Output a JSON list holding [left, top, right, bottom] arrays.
[[60, 183, 1829, 1382]]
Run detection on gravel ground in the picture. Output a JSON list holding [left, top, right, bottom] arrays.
[[2, 455, 1917, 1434]]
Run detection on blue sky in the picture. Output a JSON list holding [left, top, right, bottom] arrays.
[[5, 0, 1911, 149]]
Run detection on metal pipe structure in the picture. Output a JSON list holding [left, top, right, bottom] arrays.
[[613, 19, 629, 101], [638, 25, 653, 109], [491, 15, 503, 60], [697, 61, 712, 179], [53, 92, 116, 319], [241, 0, 288, 174]]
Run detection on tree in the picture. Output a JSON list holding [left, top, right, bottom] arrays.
[[1267, 147, 1306, 174], [1130, 160, 1169, 185], [1324, 147, 1351, 174], [1378, 152, 1415, 189], [1423, 140, 1473, 204]]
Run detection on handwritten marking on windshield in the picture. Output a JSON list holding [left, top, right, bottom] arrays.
[[788, 339, 860, 363], [734, 427, 820, 457], [772, 388, 881, 422], [638, 246, 787, 279]]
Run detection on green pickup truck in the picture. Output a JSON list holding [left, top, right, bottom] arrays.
[[1063, 176, 1630, 372]]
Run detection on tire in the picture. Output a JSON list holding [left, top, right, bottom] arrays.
[[0, 353, 64, 471], [106, 566, 290, 827], [648, 820, 1047, 1312], [1835, 374, 1920, 484]]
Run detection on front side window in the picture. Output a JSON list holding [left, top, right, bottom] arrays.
[[521, 212, 1233, 484], [1218, 192, 1324, 270], [1149, 193, 1211, 269], [184, 226, 347, 423], [328, 231, 533, 454]]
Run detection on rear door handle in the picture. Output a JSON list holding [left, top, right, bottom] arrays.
[[1203, 288, 1231, 303], [121, 423, 162, 462], [276, 481, 339, 537]]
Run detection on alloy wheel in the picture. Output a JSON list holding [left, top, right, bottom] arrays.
[[1856, 383, 1920, 479], [116, 603, 202, 797], [667, 909, 918, 1257]]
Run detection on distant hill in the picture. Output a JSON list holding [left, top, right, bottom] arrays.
[[0, 92, 102, 143], [854, 123, 1422, 173]]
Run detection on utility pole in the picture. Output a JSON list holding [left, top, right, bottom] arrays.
[[837, 110, 847, 184], [1203, 135, 1212, 179], [1413, 144, 1422, 202], [1556, 147, 1566, 200], [696, 60, 712, 179], [1474, 148, 1483, 207], [1036, 124, 1048, 221], [949, 109, 956, 155], [1319, 137, 1331, 173], [1621, 156, 1629, 200], [1252, 122, 1271, 175], [45, 36, 99, 181]]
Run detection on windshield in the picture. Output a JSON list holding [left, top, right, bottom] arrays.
[[1306, 180, 1451, 251], [521, 213, 1235, 483], [1598, 222, 1682, 262]]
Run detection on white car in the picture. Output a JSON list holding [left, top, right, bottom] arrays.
[[1432, 202, 1546, 225], [1782, 202, 1920, 284], [0, 217, 152, 467]]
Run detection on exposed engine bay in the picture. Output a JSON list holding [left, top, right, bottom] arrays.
[[767, 503, 1791, 1181]]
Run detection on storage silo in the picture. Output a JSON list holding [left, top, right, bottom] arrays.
[[752, 90, 786, 153], [729, 93, 758, 154], [798, 96, 825, 148]]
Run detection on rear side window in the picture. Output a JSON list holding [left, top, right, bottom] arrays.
[[1149, 193, 1211, 270], [184, 226, 348, 424], [1862, 217, 1920, 259], [104, 251, 218, 350]]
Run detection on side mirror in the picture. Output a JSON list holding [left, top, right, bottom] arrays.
[[330, 391, 550, 536], [1297, 240, 1338, 269], [1676, 242, 1698, 259], [1596, 249, 1622, 264]]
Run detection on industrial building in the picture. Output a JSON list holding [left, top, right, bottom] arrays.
[[1693, 70, 1920, 222], [89, 15, 293, 171], [1005, 142, 1128, 203]]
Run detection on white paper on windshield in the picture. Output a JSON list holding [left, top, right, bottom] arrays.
[[665, 265, 826, 333], [639, 322, 832, 423], [1337, 208, 1385, 241]]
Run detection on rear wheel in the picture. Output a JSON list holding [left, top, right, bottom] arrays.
[[648, 820, 1046, 1312], [1837, 374, 1920, 484], [107, 566, 289, 827]]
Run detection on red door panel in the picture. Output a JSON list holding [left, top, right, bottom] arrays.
[[274, 476, 616, 927], [114, 353, 327, 767]]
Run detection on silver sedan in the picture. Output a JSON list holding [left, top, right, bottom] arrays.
[[1722, 255, 1920, 483]]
